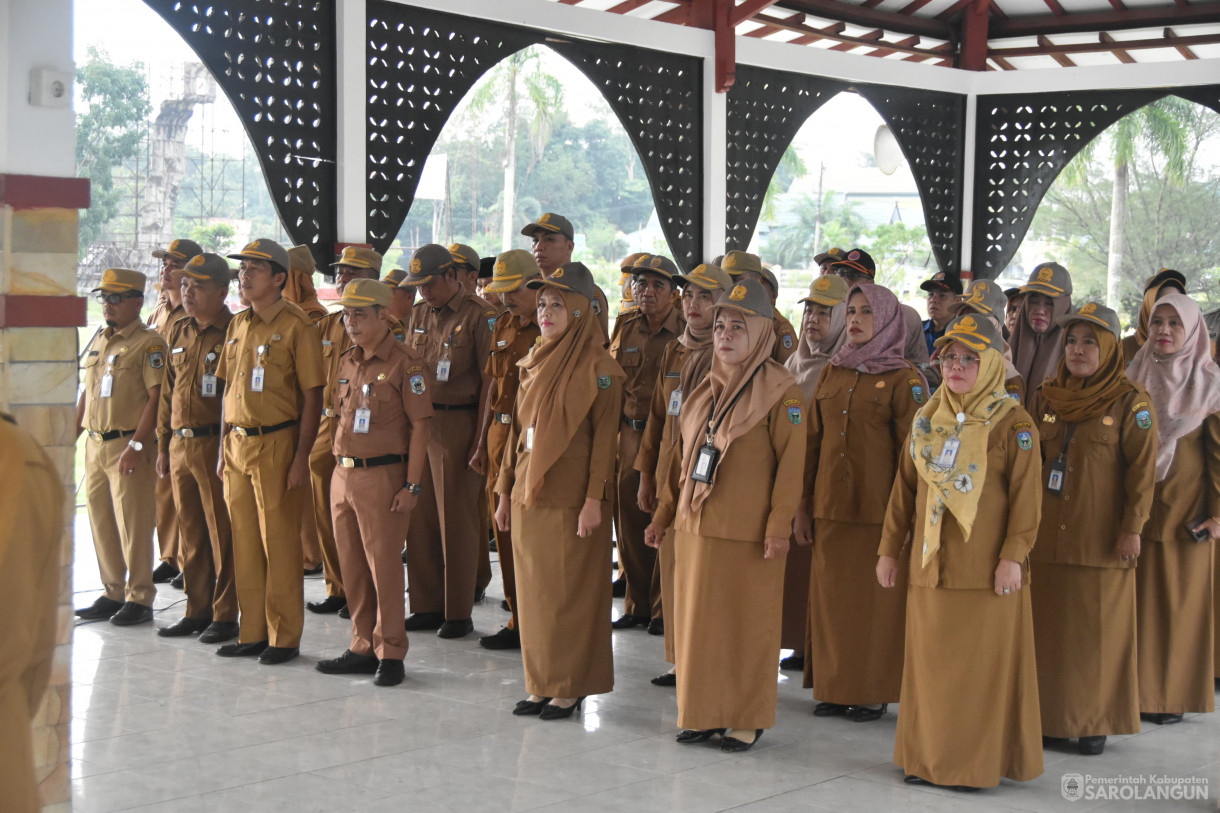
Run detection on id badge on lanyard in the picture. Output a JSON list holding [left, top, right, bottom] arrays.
[[525, 425, 535, 451], [937, 437, 960, 468], [251, 344, 267, 393], [437, 332, 454, 382], [667, 387, 683, 417], [201, 351, 218, 398], [354, 384, 372, 434], [100, 355, 116, 398]]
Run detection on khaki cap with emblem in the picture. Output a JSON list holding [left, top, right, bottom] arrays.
[[620, 252, 648, 270], [721, 250, 763, 277], [629, 254, 679, 281], [934, 313, 1003, 353], [526, 261, 598, 302], [520, 212, 574, 241], [800, 274, 849, 307], [674, 263, 733, 294], [331, 245, 383, 272], [448, 243, 480, 272], [92, 268, 148, 294], [381, 268, 408, 287], [227, 238, 290, 273], [151, 238, 203, 262], [335, 277, 392, 309], [714, 278, 775, 320], [181, 253, 234, 286], [1020, 262, 1073, 298], [399, 243, 454, 286], [1056, 301, 1121, 339], [951, 279, 1007, 317], [287, 245, 316, 274], [485, 249, 542, 293], [814, 247, 846, 266]]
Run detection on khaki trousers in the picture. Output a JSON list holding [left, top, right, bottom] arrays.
[[169, 434, 237, 621], [486, 420, 517, 630], [154, 470, 180, 565], [308, 417, 345, 597], [332, 463, 410, 660], [615, 426, 660, 619], [223, 428, 306, 647], [85, 436, 157, 605]]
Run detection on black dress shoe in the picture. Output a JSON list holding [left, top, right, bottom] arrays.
[[216, 640, 268, 657], [75, 596, 124, 620], [437, 618, 474, 639], [109, 602, 154, 626], [676, 728, 725, 744], [651, 671, 677, 687], [612, 576, 626, 598], [404, 612, 445, 631], [479, 626, 521, 650], [374, 659, 405, 687], [157, 616, 211, 637], [813, 702, 851, 717], [1078, 735, 1106, 755], [152, 561, 180, 584], [611, 614, 647, 630], [303, 563, 324, 576], [474, 587, 486, 603], [258, 646, 299, 665], [647, 617, 664, 636], [721, 729, 763, 752], [500, 599, 511, 612], [315, 649, 379, 675], [779, 653, 805, 671], [904, 775, 977, 792], [850, 704, 888, 723], [539, 697, 584, 720], [513, 697, 552, 716], [170, 572, 185, 590], [337, 605, 350, 619], [1141, 712, 1184, 725], [306, 595, 347, 614], [199, 621, 240, 644]]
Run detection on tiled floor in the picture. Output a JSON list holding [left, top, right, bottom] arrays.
[[70, 520, 1219, 812]]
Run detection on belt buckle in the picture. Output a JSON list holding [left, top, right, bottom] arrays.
[[181, 428, 195, 439], [324, 408, 337, 418], [339, 457, 356, 468], [234, 426, 249, 437], [497, 414, 511, 424], [88, 430, 103, 441]]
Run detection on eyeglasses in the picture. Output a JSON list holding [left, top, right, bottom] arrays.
[[94, 292, 143, 305], [937, 352, 980, 369]]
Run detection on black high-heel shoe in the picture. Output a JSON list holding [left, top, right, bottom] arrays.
[[539, 697, 585, 720], [721, 729, 763, 752], [512, 697, 552, 716], [849, 703, 888, 722], [675, 728, 725, 744]]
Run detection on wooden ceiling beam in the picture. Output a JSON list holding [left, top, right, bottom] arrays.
[[865, 34, 921, 57], [772, 0, 954, 38], [1165, 27, 1201, 59], [996, 29, 1220, 57], [729, 0, 783, 26], [749, 11, 949, 56], [829, 28, 884, 51], [991, 2, 1220, 37], [607, 0, 654, 13], [1100, 31, 1136, 63]]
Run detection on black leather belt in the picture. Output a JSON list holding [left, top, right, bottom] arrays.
[[622, 417, 647, 432], [173, 425, 220, 439], [432, 403, 478, 411], [336, 453, 407, 469], [230, 420, 297, 437], [494, 413, 512, 424], [87, 429, 134, 442]]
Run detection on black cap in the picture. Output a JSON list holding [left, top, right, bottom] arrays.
[[919, 269, 963, 296]]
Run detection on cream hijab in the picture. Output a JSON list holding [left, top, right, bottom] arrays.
[[786, 301, 847, 402]]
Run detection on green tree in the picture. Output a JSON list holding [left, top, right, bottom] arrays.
[[189, 222, 235, 253], [764, 191, 867, 268], [75, 47, 151, 254]]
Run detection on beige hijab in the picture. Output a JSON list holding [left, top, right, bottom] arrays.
[[786, 301, 847, 402]]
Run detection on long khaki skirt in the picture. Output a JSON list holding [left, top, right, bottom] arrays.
[[1136, 538, 1216, 714], [804, 520, 906, 704], [512, 500, 614, 698], [1031, 562, 1138, 737], [895, 584, 1043, 788], [660, 527, 676, 664], [673, 531, 785, 731], [781, 538, 811, 652], [1214, 547, 1220, 679]]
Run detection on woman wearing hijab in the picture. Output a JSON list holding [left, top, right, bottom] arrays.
[[1028, 303, 1156, 756], [1120, 269, 1187, 364], [645, 278, 805, 752], [493, 262, 625, 720], [779, 274, 848, 672], [797, 282, 925, 723], [949, 280, 1025, 403], [1010, 262, 1073, 390], [878, 313, 1043, 789], [1125, 291, 1220, 725], [636, 263, 733, 687]]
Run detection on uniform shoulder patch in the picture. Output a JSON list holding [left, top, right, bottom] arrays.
[[410, 374, 426, 395], [597, 375, 611, 389], [910, 381, 925, 404], [1015, 426, 1033, 450], [786, 399, 803, 425], [149, 350, 165, 369], [1135, 409, 1152, 430], [782, 333, 794, 349]]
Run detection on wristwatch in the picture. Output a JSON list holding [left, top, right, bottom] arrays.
[[403, 481, 422, 496], [128, 439, 144, 452]]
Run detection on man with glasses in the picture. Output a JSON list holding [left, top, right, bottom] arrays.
[[75, 269, 166, 625], [919, 269, 962, 389]]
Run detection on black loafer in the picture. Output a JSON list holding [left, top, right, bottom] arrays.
[[315, 649, 379, 675], [1141, 712, 1184, 725], [306, 595, 347, 614], [499, 599, 511, 612], [75, 596, 124, 620], [198, 621, 240, 644], [721, 729, 763, 752], [157, 616, 211, 637], [850, 704, 888, 723], [337, 605, 350, 619], [109, 602, 153, 626], [904, 775, 977, 792], [474, 587, 486, 603], [611, 614, 647, 630], [258, 646, 299, 665], [303, 563, 323, 576], [813, 702, 851, 717], [513, 697, 552, 716], [437, 618, 474, 639], [647, 617, 664, 636], [650, 672, 677, 687], [479, 626, 521, 650], [374, 659, 405, 687], [170, 572, 185, 590], [779, 653, 805, 671], [1078, 735, 1106, 755], [404, 612, 445, 631], [152, 561, 180, 584], [676, 728, 725, 744], [611, 576, 626, 598], [216, 640, 268, 658]]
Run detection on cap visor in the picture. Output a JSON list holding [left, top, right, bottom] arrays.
[[484, 279, 523, 293], [800, 295, 843, 307]]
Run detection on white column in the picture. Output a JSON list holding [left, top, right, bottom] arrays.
[[960, 90, 977, 277], [1, 0, 76, 176], [335, 0, 367, 246], [702, 59, 727, 262]]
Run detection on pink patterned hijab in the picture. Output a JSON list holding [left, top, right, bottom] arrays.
[[831, 283, 922, 386]]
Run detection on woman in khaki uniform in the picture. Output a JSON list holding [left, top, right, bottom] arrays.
[[949, 280, 1025, 403], [646, 278, 805, 752], [636, 263, 732, 686], [1126, 291, 1220, 724], [1028, 303, 1156, 756], [1010, 262, 1073, 390], [494, 263, 625, 720], [879, 314, 1043, 789], [798, 282, 924, 722]]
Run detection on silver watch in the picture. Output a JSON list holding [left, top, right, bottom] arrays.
[[127, 439, 143, 452]]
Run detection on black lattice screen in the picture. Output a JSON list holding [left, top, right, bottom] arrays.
[[365, 2, 703, 270], [143, 0, 337, 269]]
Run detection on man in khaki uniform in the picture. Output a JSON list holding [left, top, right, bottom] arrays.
[[477, 250, 542, 650], [148, 237, 202, 584], [721, 250, 798, 363], [609, 254, 684, 633], [382, 268, 416, 322], [450, 242, 481, 295], [0, 415, 64, 813], [216, 239, 325, 664], [154, 253, 239, 643], [75, 268, 165, 625], [401, 244, 496, 638], [814, 247, 845, 276], [315, 279, 433, 687], [521, 213, 610, 340]]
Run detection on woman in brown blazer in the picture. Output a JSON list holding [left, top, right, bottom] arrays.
[[646, 278, 805, 752], [1028, 303, 1156, 756], [879, 313, 1043, 789], [494, 263, 625, 721], [1125, 291, 1220, 725]]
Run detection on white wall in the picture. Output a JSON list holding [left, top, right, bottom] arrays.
[[1, 0, 76, 177]]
